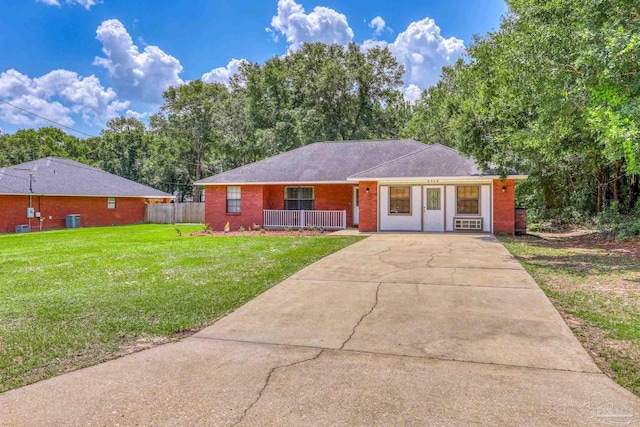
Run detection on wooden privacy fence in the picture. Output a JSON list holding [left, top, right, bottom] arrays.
[[145, 203, 205, 224]]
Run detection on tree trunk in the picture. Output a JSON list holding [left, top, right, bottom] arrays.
[[596, 166, 604, 214], [613, 160, 620, 203]]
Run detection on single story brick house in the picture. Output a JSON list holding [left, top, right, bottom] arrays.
[[195, 139, 527, 234], [0, 157, 172, 233]]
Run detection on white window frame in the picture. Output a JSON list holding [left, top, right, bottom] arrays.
[[456, 185, 480, 215], [226, 186, 241, 214], [284, 187, 314, 210], [107, 197, 116, 209], [389, 186, 411, 215]]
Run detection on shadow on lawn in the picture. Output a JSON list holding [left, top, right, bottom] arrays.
[[506, 234, 640, 279]]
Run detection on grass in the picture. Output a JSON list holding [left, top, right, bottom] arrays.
[[499, 232, 640, 396], [0, 224, 363, 392]]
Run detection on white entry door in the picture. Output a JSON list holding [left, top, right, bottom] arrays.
[[423, 186, 444, 232], [353, 187, 359, 225]]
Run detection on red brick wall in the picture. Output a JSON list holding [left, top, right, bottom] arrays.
[[204, 185, 264, 231], [0, 195, 147, 233], [358, 181, 378, 232], [204, 183, 357, 230], [493, 179, 516, 234]]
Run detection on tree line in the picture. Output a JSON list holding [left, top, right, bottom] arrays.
[[404, 0, 639, 220], [1, 43, 409, 200], [1, 1, 638, 221]]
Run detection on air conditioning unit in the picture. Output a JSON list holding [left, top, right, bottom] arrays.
[[66, 214, 81, 228], [15, 224, 31, 233], [454, 217, 483, 231]]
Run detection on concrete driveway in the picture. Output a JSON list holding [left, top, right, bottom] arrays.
[[1, 233, 639, 426]]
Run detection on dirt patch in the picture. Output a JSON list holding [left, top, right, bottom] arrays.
[[532, 231, 640, 259]]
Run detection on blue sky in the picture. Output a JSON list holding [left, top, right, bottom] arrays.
[[0, 0, 507, 136]]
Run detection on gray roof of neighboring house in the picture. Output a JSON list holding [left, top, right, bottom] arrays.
[[195, 139, 427, 184], [0, 157, 172, 198], [349, 143, 502, 179], [195, 139, 524, 185]]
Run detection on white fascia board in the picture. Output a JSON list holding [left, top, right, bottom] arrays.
[[0, 193, 174, 198], [347, 175, 528, 183], [195, 181, 351, 186]]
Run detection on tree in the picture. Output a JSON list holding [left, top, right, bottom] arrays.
[[97, 117, 148, 182]]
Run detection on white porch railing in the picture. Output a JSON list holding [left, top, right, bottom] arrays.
[[263, 210, 347, 230]]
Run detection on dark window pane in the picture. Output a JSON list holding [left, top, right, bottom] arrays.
[[227, 200, 241, 213], [285, 200, 299, 210], [300, 200, 314, 210], [285, 187, 299, 200]]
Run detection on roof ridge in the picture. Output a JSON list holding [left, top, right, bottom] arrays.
[[348, 144, 434, 178]]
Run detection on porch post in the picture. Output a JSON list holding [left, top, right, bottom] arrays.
[[342, 210, 346, 229], [300, 210, 305, 228]]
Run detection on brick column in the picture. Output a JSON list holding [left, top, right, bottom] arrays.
[[358, 181, 378, 232], [493, 179, 516, 235]]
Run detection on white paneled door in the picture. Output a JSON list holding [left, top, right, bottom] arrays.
[[423, 186, 445, 232]]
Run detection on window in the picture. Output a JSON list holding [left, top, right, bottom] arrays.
[[285, 187, 314, 210], [457, 186, 479, 214], [226, 186, 241, 213], [389, 186, 411, 214], [107, 197, 116, 209], [426, 188, 441, 210]]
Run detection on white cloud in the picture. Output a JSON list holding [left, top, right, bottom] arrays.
[[390, 17, 465, 89], [403, 84, 422, 103], [360, 39, 388, 52], [36, 0, 101, 9], [360, 17, 465, 99], [202, 58, 247, 85], [270, 0, 354, 51], [368, 16, 386, 35], [94, 19, 183, 104], [125, 110, 149, 120], [0, 68, 128, 127]]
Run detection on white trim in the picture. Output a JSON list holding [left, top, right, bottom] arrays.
[[0, 193, 173, 198], [195, 180, 350, 186], [348, 175, 528, 183]]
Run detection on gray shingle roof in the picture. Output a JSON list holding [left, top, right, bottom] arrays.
[[195, 139, 524, 184], [195, 139, 427, 184], [349, 143, 500, 179], [0, 157, 172, 198]]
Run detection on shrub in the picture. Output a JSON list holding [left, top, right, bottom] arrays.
[[252, 223, 261, 231], [239, 226, 245, 232]]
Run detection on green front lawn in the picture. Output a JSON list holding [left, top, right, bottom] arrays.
[[0, 225, 363, 392]]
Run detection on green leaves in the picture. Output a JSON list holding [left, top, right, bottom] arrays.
[[405, 0, 640, 216]]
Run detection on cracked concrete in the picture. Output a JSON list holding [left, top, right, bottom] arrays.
[[1, 233, 639, 426], [340, 283, 382, 350], [233, 349, 325, 426]]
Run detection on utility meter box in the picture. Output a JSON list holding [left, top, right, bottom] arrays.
[[27, 207, 35, 218]]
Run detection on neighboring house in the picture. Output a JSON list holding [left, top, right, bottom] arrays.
[[194, 139, 527, 234], [0, 157, 172, 233]]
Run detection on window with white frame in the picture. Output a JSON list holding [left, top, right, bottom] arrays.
[[285, 187, 314, 210], [456, 186, 479, 214], [107, 197, 116, 209], [226, 186, 241, 213], [389, 186, 411, 214]]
